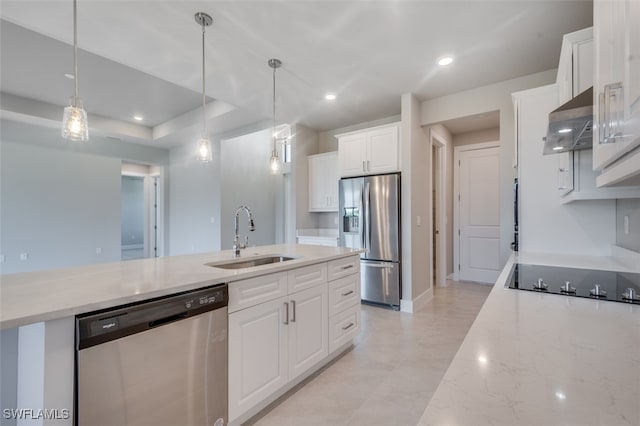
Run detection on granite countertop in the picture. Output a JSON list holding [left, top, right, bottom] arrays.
[[419, 251, 640, 426], [0, 244, 361, 330]]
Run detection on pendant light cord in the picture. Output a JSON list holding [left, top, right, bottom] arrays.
[[201, 19, 206, 136], [73, 0, 78, 105], [272, 64, 276, 152]]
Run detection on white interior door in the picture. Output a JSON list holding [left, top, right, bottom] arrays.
[[458, 146, 501, 283]]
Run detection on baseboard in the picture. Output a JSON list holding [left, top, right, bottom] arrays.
[[612, 245, 640, 272], [400, 286, 433, 313]]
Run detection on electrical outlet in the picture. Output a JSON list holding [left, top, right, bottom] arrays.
[[417, 215, 422, 227], [334, 216, 338, 225], [210, 217, 215, 224], [20, 253, 28, 261], [96, 247, 102, 255], [0, 254, 5, 263]]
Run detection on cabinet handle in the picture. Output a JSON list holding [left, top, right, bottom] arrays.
[[601, 82, 624, 144], [341, 264, 354, 270], [366, 160, 370, 171], [283, 302, 289, 325], [362, 160, 366, 172], [290, 300, 296, 322], [341, 290, 354, 297], [342, 322, 355, 331]]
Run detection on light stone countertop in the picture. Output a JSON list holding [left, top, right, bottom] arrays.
[[0, 244, 361, 330], [419, 251, 640, 426], [296, 228, 339, 239]]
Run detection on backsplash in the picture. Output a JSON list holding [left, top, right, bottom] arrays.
[[616, 199, 640, 252]]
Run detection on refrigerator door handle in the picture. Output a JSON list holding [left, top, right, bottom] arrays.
[[360, 182, 366, 250], [364, 181, 371, 251]]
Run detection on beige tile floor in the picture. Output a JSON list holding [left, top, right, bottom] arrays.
[[247, 280, 493, 426]]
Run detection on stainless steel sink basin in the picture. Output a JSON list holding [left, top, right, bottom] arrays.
[[205, 255, 296, 270]]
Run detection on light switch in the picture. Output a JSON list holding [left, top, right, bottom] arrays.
[[0, 254, 5, 263], [210, 217, 215, 224], [96, 247, 102, 255], [417, 215, 422, 227], [20, 253, 28, 261]]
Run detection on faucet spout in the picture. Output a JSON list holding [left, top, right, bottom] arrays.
[[233, 206, 256, 257]]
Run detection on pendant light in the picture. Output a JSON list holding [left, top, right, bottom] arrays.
[[195, 12, 213, 162], [268, 58, 282, 174], [61, 0, 89, 141]]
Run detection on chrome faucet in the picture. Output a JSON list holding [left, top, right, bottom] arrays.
[[233, 206, 256, 257]]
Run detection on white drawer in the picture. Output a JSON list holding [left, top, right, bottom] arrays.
[[287, 263, 327, 294], [228, 272, 288, 313], [328, 274, 360, 316], [327, 255, 360, 281], [329, 305, 360, 353]]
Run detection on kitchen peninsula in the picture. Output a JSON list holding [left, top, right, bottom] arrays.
[[0, 244, 362, 426]]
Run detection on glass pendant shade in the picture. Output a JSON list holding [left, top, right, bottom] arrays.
[[61, 97, 89, 141], [198, 138, 212, 162], [270, 150, 280, 174]]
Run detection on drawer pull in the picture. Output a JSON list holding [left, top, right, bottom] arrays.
[[291, 300, 296, 323], [341, 264, 354, 270], [283, 302, 289, 325], [341, 290, 354, 297], [342, 322, 355, 331]]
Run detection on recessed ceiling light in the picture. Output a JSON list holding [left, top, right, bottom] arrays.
[[437, 56, 454, 66], [64, 73, 75, 80], [324, 93, 337, 101], [133, 115, 143, 121]]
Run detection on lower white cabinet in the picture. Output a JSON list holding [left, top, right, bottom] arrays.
[[228, 297, 288, 421], [329, 305, 361, 353]]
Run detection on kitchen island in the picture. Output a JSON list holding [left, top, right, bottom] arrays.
[[0, 244, 362, 426], [418, 250, 640, 426]]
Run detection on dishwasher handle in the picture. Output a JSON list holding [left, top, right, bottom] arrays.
[[149, 311, 188, 328]]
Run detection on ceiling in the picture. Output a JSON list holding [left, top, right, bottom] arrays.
[[0, 1, 593, 148]]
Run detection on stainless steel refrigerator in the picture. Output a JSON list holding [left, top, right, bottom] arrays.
[[339, 173, 401, 309]]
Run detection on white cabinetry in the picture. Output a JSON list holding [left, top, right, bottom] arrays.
[[308, 152, 338, 212], [337, 123, 399, 177], [593, 0, 640, 186], [555, 27, 593, 196], [228, 260, 357, 425]]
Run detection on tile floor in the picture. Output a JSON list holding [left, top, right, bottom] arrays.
[[247, 280, 493, 426]]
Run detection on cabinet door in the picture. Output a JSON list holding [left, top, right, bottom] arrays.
[[228, 297, 288, 422], [326, 152, 339, 210], [593, 0, 628, 169], [624, 0, 640, 154], [338, 133, 367, 177], [308, 155, 326, 211], [366, 125, 399, 174], [288, 285, 328, 381]]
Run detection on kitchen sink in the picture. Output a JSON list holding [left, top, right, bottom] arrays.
[[205, 255, 297, 270]]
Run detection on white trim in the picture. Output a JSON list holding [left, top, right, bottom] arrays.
[[400, 286, 433, 313], [453, 141, 500, 283], [429, 128, 448, 290]]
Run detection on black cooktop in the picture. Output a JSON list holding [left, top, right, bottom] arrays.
[[507, 263, 640, 304]]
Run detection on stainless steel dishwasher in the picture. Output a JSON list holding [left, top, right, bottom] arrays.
[[75, 284, 228, 426]]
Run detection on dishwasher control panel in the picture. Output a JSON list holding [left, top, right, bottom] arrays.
[[77, 283, 228, 349]]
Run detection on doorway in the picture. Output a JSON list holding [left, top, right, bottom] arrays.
[[429, 129, 447, 289], [121, 162, 163, 260], [453, 142, 501, 283]]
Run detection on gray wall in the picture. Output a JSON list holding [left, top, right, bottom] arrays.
[[616, 198, 640, 252], [292, 123, 320, 233], [168, 141, 221, 255], [220, 128, 277, 249], [0, 141, 122, 274], [121, 176, 145, 246]]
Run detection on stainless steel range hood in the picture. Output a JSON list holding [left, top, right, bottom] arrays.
[[543, 87, 593, 155]]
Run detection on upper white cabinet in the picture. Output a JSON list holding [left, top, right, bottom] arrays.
[[337, 123, 400, 177], [555, 27, 593, 196], [308, 152, 338, 212], [593, 0, 640, 185]]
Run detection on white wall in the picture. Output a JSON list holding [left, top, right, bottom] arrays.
[[401, 93, 431, 310], [292, 123, 319, 234], [453, 127, 500, 147], [220, 128, 277, 249], [168, 141, 221, 255], [0, 141, 122, 274], [420, 69, 557, 266]]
